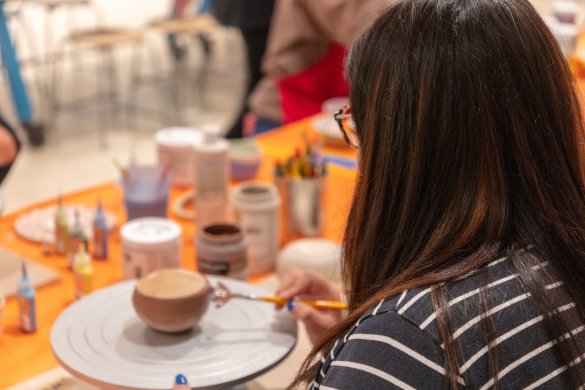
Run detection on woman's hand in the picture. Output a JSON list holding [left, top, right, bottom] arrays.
[[276, 269, 345, 344]]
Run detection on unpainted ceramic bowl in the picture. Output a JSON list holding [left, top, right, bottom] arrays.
[[132, 268, 211, 333]]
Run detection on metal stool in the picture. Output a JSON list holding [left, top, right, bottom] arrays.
[[127, 14, 219, 125], [37, 0, 143, 147]]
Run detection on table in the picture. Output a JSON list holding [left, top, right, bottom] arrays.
[[0, 116, 357, 389]]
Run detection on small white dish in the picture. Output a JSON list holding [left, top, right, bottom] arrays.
[[312, 115, 345, 146], [277, 238, 342, 283]]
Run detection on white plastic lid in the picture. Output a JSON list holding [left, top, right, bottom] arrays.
[[193, 129, 230, 153], [155, 127, 203, 149], [553, 0, 580, 22], [232, 182, 281, 211], [121, 218, 182, 251]]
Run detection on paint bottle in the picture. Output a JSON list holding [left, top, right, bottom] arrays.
[[17, 262, 37, 333], [193, 125, 230, 227], [55, 195, 69, 255], [73, 245, 93, 299], [68, 209, 88, 268], [232, 182, 281, 276], [92, 200, 108, 260]]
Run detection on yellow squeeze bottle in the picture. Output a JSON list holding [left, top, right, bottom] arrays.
[[73, 245, 93, 299]]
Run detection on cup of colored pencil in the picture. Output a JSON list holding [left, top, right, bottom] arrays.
[[275, 140, 328, 239]]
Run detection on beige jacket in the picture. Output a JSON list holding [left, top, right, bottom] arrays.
[[249, 0, 394, 123]]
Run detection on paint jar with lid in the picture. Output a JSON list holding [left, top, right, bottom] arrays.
[[232, 182, 280, 276], [155, 127, 202, 187], [196, 222, 247, 280], [121, 217, 182, 279]]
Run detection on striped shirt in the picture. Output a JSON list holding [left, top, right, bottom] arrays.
[[310, 255, 585, 389]]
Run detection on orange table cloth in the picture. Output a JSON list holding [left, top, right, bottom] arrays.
[[0, 117, 357, 388]]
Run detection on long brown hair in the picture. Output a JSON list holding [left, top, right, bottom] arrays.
[[293, 0, 585, 387]]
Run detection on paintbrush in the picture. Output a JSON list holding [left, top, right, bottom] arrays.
[[112, 159, 129, 180], [212, 282, 347, 310]]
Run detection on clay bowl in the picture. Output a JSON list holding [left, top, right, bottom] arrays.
[[132, 268, 211, 333]]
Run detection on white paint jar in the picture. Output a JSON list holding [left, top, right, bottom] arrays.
[[121, 218, 182, 279], [155, 127, 202, 186], [232, 181, 281, 276]]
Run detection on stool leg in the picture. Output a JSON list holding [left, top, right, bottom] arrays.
[[148, 39, 177, 124], [125, 42, 141, 130]]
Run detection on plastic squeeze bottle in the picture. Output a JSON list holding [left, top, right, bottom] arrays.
[[17, 262, 37, 333], [68, 210, 88, 268], [92, 200, 108, 260], [55, 195, 69, 255], [73, 245, 93, 299], [193, 125, 230, 226]]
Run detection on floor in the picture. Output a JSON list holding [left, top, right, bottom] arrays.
[[0, 26, 247, 214]]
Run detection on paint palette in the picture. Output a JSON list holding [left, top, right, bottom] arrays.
[[51, 276, 297, 390], [13, 204, 117, 244]]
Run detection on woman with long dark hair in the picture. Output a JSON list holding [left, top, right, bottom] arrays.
[[278, 0, 585, 388]]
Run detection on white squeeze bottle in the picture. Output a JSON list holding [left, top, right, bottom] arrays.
[[193, 125, 230, 226]]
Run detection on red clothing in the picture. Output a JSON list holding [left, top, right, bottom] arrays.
[[278, 43, 349, 124]]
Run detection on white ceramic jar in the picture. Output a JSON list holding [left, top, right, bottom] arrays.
[[232, 181, 281, 276], [155, 127, 202, 186], [121, 218, 182, 279]]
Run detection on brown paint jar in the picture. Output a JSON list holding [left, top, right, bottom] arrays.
[[196, 222, 247, 280]]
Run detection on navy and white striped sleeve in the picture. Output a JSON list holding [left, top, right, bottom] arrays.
[[315, 311, 455, 389]]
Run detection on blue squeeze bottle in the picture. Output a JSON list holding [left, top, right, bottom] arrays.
[[92, 200, 108, 260], [17, 262, 37, 333]]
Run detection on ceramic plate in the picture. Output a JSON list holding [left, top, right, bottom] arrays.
[[13, 204, 117, 244], [312, 114, 356, 147], [51, 276, 297, 390]]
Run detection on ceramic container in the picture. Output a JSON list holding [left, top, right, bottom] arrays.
[[155, 127, 202, 186], [196, 222, 247, 280], [132, 268, 210, 333], [229, 139, 262, 181], [232, 182, 280, 276], [121, 218, 182, 280]]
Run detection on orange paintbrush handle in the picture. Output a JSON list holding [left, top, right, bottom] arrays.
[[303, 300, 348, 310], [258, 296, 288, 305], [258, 296, 348, 310]]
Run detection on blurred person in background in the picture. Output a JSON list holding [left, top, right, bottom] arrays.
[[212, 0, 276, 138], [0, 115, 20, 184], [170, 0, 276, 138], [247, 0, 394, 135]]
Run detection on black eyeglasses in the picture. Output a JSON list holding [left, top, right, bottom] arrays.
[[333, 105, 357, 148]]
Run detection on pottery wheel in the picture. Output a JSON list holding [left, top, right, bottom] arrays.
[[51, 276, 297, 390]]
